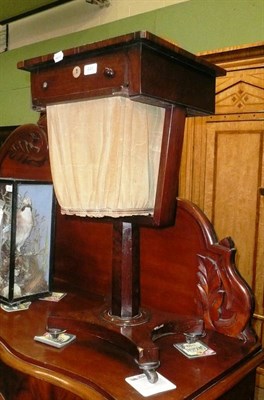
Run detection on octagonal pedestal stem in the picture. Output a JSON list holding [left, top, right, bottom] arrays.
[[110, 221, 143, 322]]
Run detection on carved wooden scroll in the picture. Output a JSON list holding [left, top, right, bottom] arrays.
[[184, 202, 257, 342], [197, 248, 256, 342], [0, 115, 48, 168]]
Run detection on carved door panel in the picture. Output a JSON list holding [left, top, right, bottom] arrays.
[[214, 67, 264, 115]]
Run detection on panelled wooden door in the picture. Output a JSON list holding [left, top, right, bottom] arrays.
[[205, 117, 263, 284]]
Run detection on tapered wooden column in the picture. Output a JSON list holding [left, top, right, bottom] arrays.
[[111, 221, 140, 319]]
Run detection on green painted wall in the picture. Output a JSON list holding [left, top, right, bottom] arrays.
[[0, 0, 263, 126]]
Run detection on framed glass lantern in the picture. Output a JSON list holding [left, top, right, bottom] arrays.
[[0, 179, 55, 305]]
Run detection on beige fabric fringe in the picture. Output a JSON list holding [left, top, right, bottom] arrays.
[[47, 97, 165, 217]]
